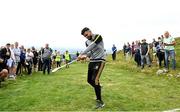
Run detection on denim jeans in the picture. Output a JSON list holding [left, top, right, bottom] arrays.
[[141, 55, 151, 66], [164, 50, 176, 70]]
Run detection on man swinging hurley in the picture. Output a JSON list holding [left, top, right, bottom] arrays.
[[78, 27, 106, 109]]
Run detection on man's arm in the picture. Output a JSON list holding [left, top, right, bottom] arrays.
[[146, 44, 150, 55], [81, 35, 102, 55], [164, 41, 176, 46]]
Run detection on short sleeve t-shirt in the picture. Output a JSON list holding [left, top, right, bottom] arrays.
[[163, 36, 175, 50]]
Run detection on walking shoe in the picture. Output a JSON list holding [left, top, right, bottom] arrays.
[[95, 100, 105, 109]]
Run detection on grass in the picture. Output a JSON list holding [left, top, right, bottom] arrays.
[[0, 38, 179, 111]]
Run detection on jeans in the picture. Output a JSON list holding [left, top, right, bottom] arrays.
[[141, 54, 151, 66], [164, 50, 176, 70]]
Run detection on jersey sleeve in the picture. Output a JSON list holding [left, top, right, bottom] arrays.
[[81, 35, 103, 55]]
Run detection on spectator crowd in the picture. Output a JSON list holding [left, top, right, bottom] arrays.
[[0, 42, 73, 85], [123, 31, 176, 70]]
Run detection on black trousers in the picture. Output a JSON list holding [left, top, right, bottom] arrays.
[[134, 52, 141, 66], [157, 51, 165, 67], [38, 59, 43, 71], [43, 58, 51, 74], [112, 52, 116, 60], [56, 61, 61, 67], [26, 60, 33, 75], [16, 62, 21, 75], [88, 61, 105, 101]]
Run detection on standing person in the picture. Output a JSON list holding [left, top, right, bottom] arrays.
[[123, 43, 127, 56], [38, 47, 43, 71], [131, 42, 135, 57], [112, 44, 117, 61], [76, 51, 80, 58], [32, 47, 38, 72], [134, 41, 141, 67], [52, 50, 57, 69], [55, 51, 61, 67], [127, 42, 131, 56], [78, 27, 106, 109], [156, 37, 165, 68], [20, 45, 26, 74], [125, 42, 131, 60], [140, 39, 151, 69], [13, 42, 21, 75], [7, 44, 16, 79], [163, 31, 176, 70], [25, 48, 34, 75], [42, 44, 52, 74], [64, 50, 71, 68]]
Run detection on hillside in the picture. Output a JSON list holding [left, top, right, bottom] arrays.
[[0, 38, 179, 111]]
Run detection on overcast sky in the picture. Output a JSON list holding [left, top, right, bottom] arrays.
[[0, 0, 180, 51]]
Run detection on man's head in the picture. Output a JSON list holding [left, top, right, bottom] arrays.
[[6, 43, 10, 49], [142, 39, 146, 43], [32, 46, 35, 51], [164, 31, 170, 38], [81, 27, 93, 40], [158, 37, 161, 42], [10, 44, 14, 49], [15, 42, 19, 48], [45, 44, 49, 49], [27, 48, 31, 53]]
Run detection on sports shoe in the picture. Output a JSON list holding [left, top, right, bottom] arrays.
[[95, 100, 105, 109]]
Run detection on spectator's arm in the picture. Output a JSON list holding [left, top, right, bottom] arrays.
[[146, 44, 150, 55], [140, 45, 142, 54]]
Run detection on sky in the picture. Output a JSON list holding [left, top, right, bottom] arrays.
[[0, 0, 180, 52]]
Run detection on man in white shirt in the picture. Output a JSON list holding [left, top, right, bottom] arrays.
[[163, 31, 176, 70]]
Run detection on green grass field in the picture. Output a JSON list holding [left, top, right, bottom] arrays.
[[0, 38, 179, 111]]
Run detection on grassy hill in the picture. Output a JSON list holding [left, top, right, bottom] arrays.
[[0, 38, 179, 111]]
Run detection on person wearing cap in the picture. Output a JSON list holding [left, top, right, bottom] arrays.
[[78, 27, 106, 109], [163, 31, 176, 70], [140, 39, 151, 69]]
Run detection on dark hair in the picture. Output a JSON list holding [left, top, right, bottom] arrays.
[[81, 27, 90, 35], [6, 43, 10, 46]]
